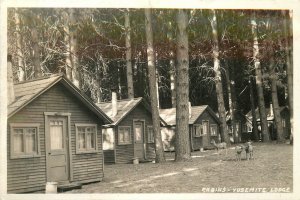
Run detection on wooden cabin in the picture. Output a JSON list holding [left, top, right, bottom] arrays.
[[226, 111, 248, 143], [160, 105, 221, 151], [245, 106, 291, 141], [7, 75, 112, 193], [97, 97, 166, 164]]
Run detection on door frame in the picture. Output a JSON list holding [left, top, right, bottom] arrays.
[[133, 119, 146, 160], [44, 112, 73, 182]]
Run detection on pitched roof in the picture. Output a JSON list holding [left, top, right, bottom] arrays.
[[96, 98, 143, 125], [245, 106, 288, 122], [96, 98, 167, 126], [8, 75, 112, 123], [160, 105, 220, 126]]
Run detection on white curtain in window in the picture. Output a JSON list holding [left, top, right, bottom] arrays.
[[119, 130, 124, 143], [26, 128, 36, 153], [50, 125, 63, 150], [124, 129, 130, 142], [13, 129, 24, 153], [135, 126, 142, 141], [87, 132, 95, 149]]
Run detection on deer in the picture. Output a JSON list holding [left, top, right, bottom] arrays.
[[235, 145, 244, 161], [245, 141, 254, 160], [211, 139, 227, 155]]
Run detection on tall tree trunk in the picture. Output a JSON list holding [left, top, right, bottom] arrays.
[[251, 12, 270, 142], [15, 8, 25, 82], [210, 10, 230, 144], [282, 10, 293, 143], [95, 65, 102, 103], [31, 23, 42, 78], [125, 9, 134, 99], [167, 14, 176, 108], [69, 8, 80, 88], [63, 10, 72, 80], [267, 46, 284, 143], [249, 78, 259, 141], [170, 55, 176, 107], [7, 55, 15, 104], [224, 62, 238, 143], [156, 67, 160, 108], [175, 9, 191, 161], [144, 8, 165, 163]]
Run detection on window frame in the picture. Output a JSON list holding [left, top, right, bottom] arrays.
[[75, 123, 98, 154], [147, 126, 154, 143], [210, 124, 218, 136], [10, 123, 41, 159], [118, 126, 132, 145]]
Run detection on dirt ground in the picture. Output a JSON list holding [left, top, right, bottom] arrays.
[[66, 142, 293, 193]]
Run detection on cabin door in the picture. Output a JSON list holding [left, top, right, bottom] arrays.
[[46, 116, 69, 182], [133, 121, 145, 160], [202, 121, 209, 147]]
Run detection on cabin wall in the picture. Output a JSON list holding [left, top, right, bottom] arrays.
[[115, 104, 154, 164], [193, 111, 220, 150], [7, 83, 104, 193]]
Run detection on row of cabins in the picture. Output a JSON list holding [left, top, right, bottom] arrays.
[[7, 74, 290, 193], [7, 75, 222, 193]]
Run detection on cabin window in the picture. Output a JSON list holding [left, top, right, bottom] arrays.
[[247, 125, 253, 132], [75, 124, 97, 153], [210, 124, 218, 136], [10, 123, 40, 159], [194, 124, 202, 137], [118, 126, 132, 145], [147, 126, 154, 143]]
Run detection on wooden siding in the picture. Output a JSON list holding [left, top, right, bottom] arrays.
[[193, 111, 220, 149], [161, 109, 221, 152], [104, 150, 115, 164], [7, 83, 104, 193], [115, 104, 154, 164]]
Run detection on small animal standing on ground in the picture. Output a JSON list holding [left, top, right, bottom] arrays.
[[211, 139, 227, 155], [235, 145, 244, 161], [245, 141, 254, 160]]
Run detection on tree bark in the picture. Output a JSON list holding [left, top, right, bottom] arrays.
[[267, 47, 284, 143], [69, 8, 80, 88], [170, 55, 176, 107], [251, 12, 270, 142], [15, 8, 25, 82], [175, 9, 191, 161], [31, 22, 42, 78], [249, 77, 259, 141], [224, 62, 238, 143], [144, 8, 165, 163], [210, 9, 230, 144], [125, 9, 134, 99], [282, 10, 293, 143], [95, 65, 102, 103], [63, 10, 72, 80]]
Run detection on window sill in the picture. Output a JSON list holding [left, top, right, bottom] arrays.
[[118, 143, 132, 145], [76, 150, 99, 154], [10, 154, 41, 159]]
